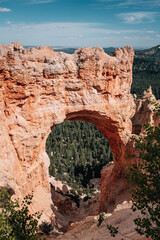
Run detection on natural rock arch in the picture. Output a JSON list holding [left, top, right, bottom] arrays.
[[0, 42, 157, 221]]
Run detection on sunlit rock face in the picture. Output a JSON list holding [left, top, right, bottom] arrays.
[[0, 41, 157, 220]]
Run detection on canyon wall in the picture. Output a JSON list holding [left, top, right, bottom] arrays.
[[0, 42, 158, 221]]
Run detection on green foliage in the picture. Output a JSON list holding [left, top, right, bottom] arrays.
[[0, 189, 41, 240], [107, 225, 119, 237], [39, 221, 53, 235], [0, 212, 13, 240], [127, 121, 160, 240], [153, 101, 160, 115], [97, 212, 105, 227], [107, 224, 135, 240], [46, 121, 113, 196]]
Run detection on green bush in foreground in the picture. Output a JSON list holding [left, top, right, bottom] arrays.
[[0, 189, 41, 240], [127, 122, 160, 240]]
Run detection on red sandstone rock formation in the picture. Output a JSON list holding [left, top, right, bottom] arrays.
[[0, 42, 158, 222]]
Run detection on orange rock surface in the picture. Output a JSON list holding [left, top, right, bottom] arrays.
[[0, 42, 158, 221]]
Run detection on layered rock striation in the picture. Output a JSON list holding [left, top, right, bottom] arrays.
[[0, 42, 158, 221]]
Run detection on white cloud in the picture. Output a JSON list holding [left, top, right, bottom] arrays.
[[146, 30, 155, 34], [28, 0, 55, 4], [6, 21, 11, 24], [0, 7, 11, 12], [118, 0, 160, 7], [0, 21, 158, 48], [117, 12, 157, 24], [97, 0, 160, 8], [123, 36, 131, 39]]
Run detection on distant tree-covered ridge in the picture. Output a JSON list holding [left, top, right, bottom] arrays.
[[131, 45, 160, 99], [46, 121, 113, 196]]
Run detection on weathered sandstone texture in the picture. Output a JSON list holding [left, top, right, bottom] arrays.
[[0, 42, 158, 221]]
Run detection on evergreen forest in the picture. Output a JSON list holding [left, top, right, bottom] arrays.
[[46, 121, 113, 196]]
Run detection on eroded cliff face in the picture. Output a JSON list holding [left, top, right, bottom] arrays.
[[0, 42, 158, 222]]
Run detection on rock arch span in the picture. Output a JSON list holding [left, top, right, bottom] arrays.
[[0, 42, 157, 221]]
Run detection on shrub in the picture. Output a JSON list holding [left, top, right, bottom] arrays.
[[39, 221, 53, 235], [0, 189, 41, 240], [97, 212, 105, 227], [127, 122, 160, 240]]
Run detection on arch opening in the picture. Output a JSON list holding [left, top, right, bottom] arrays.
[[46, 120, 114, 198], [45, 118, 115, 232]]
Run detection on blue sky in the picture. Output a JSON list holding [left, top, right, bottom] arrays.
[[0, 0, 160, 48]]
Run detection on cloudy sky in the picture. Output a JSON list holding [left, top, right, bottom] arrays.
[[0, 0, 160, 48]]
